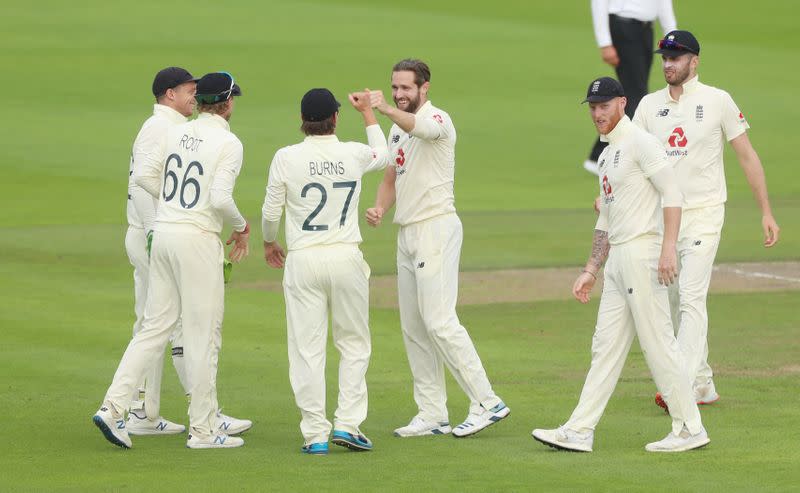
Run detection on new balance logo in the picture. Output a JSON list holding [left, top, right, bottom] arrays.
[[417, 262, 425, 269], [116, 420, 125, 430], [220, 421, 231, 431], [656, 108, 670, 117], [156, 421, 167, 431], [214, 435, 226, 445]]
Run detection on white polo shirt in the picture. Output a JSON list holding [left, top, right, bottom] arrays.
[[126, 104, 187, 230], [633, 76, 749, 210], [263, 126, 388, 251], [136, 112, 247, 235], [595, 116, 672, 245], [591, 0, 677, 47], [388, 100, 457, 226]]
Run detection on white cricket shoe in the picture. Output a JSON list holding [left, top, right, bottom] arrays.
[[531, 425, 593, 452], [216, 411, 252, 436], [393, 416, 452, 437], [645, 425, 710, 452], [452, 402, 510, 438], [126, 412, 186, 436], [186, 432, 244, 449], [694, 380, 720, 405], [92, 405, 132, 449]]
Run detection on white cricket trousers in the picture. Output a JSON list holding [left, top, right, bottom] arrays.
[[107, 227, 225, 437], [283, 243, 372, 445], [668, 205, 724, 387], [124, 227, 189, 417], [397, 213, 501, 423], [565, 235, 704, 436]]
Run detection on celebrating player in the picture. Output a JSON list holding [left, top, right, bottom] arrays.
[[261, 88, 389, 454], [366, 59, 510, 438], [93, 72, 251, 449], [123, 66, 195, 435], [633, 30, 780, 409], [532, 77, 709, 453]]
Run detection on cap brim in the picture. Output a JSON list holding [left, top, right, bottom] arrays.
[[582, 95, 620, 104], [232, 83, 242, 96], [654, 48, 695, 57]]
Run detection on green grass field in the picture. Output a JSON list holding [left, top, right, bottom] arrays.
[[2, 1, 798, 491]]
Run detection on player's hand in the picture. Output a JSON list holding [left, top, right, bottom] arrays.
[[600, 46, 619, 67], [368, 90, 391, 114], [593, 196, 601, 214], [263, 241, 286, 268], [226, 223, 250, 263], [762, 214, 780, 247], [658, 244, 678, 285], [348, 89, 372, 113], [366, 207, 384, 227], [572, 271, 597, 304]]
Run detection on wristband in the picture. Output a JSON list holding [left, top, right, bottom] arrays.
[[583, 270, 597, 280]]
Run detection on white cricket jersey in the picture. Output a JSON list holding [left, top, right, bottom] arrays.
[[595, 116, 671, 245], [633, 76, 749, 210], [126, 105, 187, 230], [389, 100, 457, 226], [263, 126, 389, 251], [591, 0, 677, 47], [144, 113, 246, 235]]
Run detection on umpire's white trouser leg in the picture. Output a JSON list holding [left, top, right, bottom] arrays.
[[284, 245, 371, 445], [398, 214, 500, 420], [566, 237, 703, 436], [671, 205, 724, 387]]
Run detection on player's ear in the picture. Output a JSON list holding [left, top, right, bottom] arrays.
[[420, 81, 430, 96]]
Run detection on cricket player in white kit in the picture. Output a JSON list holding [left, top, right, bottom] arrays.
[[93, 72, 251, 449], [366, 59, 510, 438], [633, 31, 780, 410], [262, 88, 389, 455], [123, 67, 195, 435], [532, 77, 709, 453]]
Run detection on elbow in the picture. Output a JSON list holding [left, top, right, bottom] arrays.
[[209, 190, 227, 210]]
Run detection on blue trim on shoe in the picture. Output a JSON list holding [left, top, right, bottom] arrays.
[[331, 430, 372, 451], [301, 442, 329, 455], [92, 415, 130, 449], [489, 403, 507, 413]]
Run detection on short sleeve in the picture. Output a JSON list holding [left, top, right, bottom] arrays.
[[720, 90, 749, 142], [638, 132, 670, 178]]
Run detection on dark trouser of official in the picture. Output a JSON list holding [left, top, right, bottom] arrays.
[[589, 14, 654, 162]]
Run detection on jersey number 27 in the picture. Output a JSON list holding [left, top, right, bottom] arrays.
[[301, 181, 356, 231]]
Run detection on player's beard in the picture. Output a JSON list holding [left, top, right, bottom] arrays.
[[665, 62, 692, 87], [395, 93, 421, 114]]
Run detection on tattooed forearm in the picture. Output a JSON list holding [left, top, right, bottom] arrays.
[[588, 229, 610, 271]]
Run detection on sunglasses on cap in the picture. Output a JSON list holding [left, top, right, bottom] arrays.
[[658, 38, 697, 54], [196, 72, 236, 104]]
